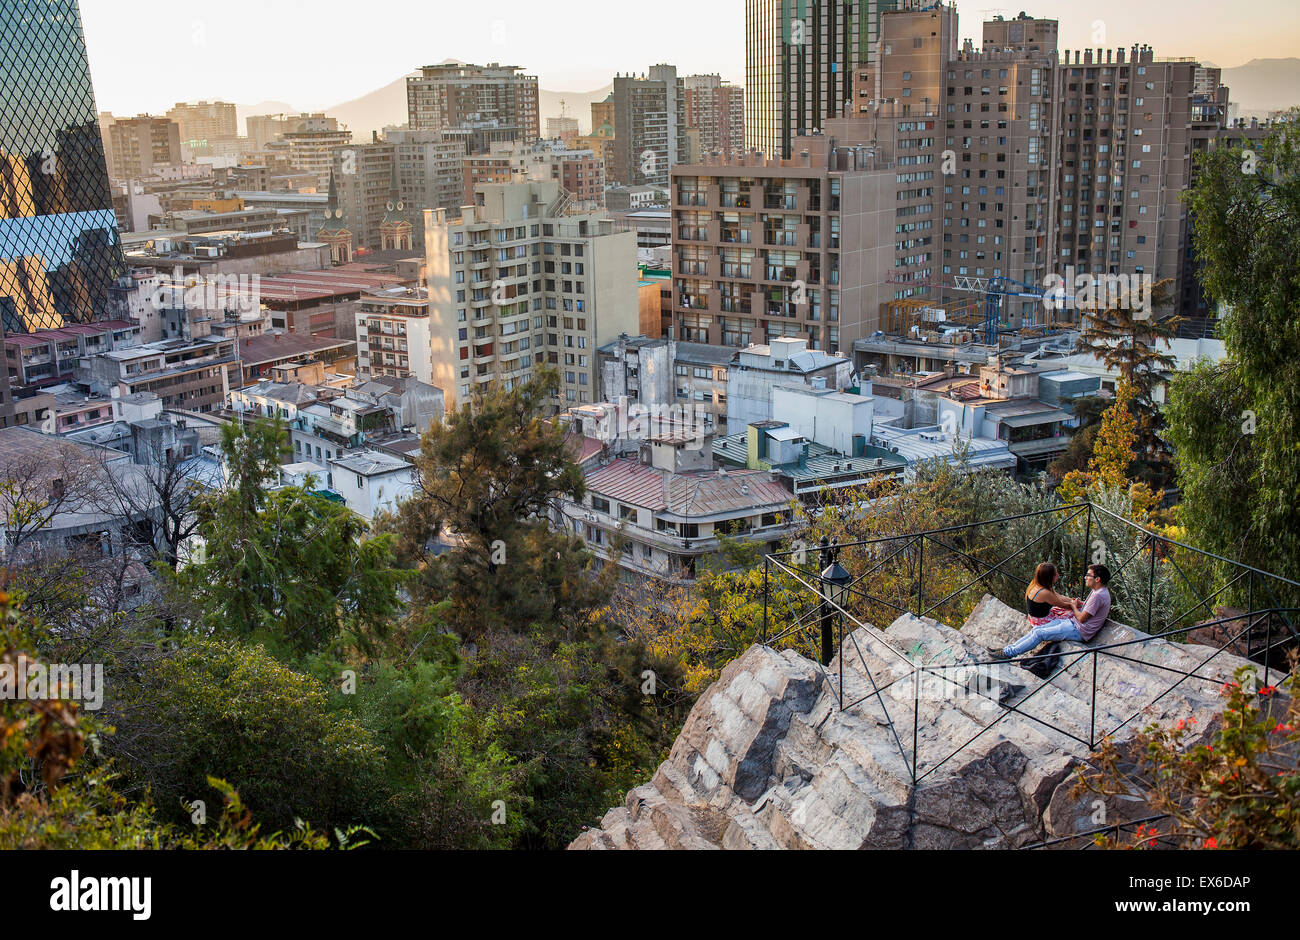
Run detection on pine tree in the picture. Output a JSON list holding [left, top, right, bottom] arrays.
[[1077, 279, 1181, 482], [389, 369, 611, 636]]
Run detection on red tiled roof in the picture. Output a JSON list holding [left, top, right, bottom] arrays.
[[255, 269, 412, 303], [4, 334, 50, 347], [584, 459, 791, 518], [565, 434, 606, 466]]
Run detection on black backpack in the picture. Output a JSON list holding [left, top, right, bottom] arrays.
[[1020, 642, 1063, 679]]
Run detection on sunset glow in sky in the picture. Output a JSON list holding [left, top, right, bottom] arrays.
[[81, 0, 1300, 114]]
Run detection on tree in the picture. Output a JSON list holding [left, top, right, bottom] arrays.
[[92, 436, 219, 571], [104, 637, 384, 833], [1164, 360, 1263, 568], [1077, 279, 1181, 480], [1058, 380, 1160, 521], [0, 438, 101, 561], [0, 593, 365, 849], [390, 370, 609, 636], [172, 417, 406, 655], [1174, 113, 1300, 587], [1078, 279, 1181, 401]]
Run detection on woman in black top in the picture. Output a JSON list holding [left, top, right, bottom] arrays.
[[1024, 563, 1075, 621]]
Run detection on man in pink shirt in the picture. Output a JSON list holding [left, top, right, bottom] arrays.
[[1073, 564, 1113, 642]]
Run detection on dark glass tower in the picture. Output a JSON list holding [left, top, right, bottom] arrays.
[[746, 0, 902, 159], [0, 0, 123, 338]]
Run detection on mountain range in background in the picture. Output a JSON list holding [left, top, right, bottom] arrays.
[[233, 57, 615, 143], [230, 57, 1299, 143], [1218, 58, 1300, 118]]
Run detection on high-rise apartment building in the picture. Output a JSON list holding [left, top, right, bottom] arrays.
[[246, 114, 294, 151], [670, 131, 895, 356], [463, 140, 605, 211], [546, 116, 580, 141], [284, 116, 352, 189], [676, 4, 1234, 353], [385, 128, 466, 240], [423, 180, 638, 411], [329, 142, 397, 252], [611, 65, 687, 187], [356, 287, 435, 383], [166, 100, 238, 150], [406, 63, 540, 146], [0, 0, 124, 351], [684, 74, 746, 158], [745, 0, 902, 160], [105, 116, 183, 181]]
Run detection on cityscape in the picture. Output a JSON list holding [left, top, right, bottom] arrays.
[[0, 0, 1297, 897]]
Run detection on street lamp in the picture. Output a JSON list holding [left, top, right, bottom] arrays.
[[818, 537, 851, 667]]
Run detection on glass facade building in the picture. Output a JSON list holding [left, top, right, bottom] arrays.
[[745, 0, 900, 159], [0, 0, 123, 337]]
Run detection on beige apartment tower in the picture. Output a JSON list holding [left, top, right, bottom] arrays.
[[406, 63, 540, 144], [423, 180, 638, 411]]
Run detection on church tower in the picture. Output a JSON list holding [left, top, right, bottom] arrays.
[[317, 170, 353, 264], [378, 162, 412, 253]]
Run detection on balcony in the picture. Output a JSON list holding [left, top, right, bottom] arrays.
[[764, 194, 797, 210]]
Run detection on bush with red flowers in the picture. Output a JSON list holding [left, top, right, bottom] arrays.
[[1074, 662, 1299, 849]]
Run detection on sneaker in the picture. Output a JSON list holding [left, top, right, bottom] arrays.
[[986, 646, 1012, 661]]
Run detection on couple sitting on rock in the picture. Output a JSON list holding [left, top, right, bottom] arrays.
[[993, 562, 1112, 661]]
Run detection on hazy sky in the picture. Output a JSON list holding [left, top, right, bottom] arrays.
[[81, 0, 1299, 115]]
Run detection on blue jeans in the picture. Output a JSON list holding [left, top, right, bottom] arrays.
[[1005, 619, 1082, 657]]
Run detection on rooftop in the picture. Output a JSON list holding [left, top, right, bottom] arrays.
[[675, 342, 737, 367], [330, 450, 410, 476], [238, 381, 321, 407], [566, 433, 606, 466], [584, 458, 791, 521], [239, 332, 355, 366], [870, 424, 1018, 471], [713, 432, 907, 485]]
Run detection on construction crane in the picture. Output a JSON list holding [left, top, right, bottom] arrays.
[[887, 274, 1061, 345], [950, 275, 1052, 346]]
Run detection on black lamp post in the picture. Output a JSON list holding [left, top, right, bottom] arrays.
[[818, 537, 851, 667]]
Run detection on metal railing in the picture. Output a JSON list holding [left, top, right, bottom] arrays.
[[760, 500, 1299, 790]]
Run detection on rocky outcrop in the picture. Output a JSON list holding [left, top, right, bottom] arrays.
[[570, 595, 1260, 850]]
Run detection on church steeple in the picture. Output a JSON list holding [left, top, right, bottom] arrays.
[[317, 169, 353, 265], [326, 169, 340, 215], [379, 160, 413, 253]]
